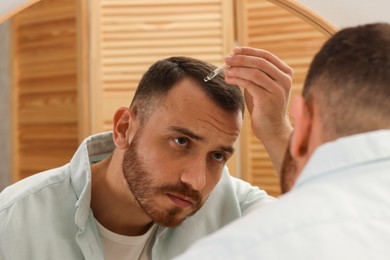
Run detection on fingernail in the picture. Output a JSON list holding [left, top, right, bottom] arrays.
[[224, 56, 233, 63], [233, 47, 242, 54]]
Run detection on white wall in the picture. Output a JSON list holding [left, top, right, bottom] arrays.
[[297, 0, 390, 29], [0, 20, 11, 191]]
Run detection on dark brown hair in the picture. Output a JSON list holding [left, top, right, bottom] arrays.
[[130, 56, 244, 124], [303, 23, 390, 140]]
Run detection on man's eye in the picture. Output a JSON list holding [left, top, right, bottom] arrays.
[[212, 152, 225, 162], [173, 137, 188, 146]]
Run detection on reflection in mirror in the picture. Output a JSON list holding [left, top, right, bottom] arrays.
[[1, 0, 335, 196]]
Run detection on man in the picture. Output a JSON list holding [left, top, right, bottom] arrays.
[[0, 47, 293, 259], [175, 23, 390, 259]]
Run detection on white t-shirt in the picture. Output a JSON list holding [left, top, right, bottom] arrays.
[[95, 220, 157, 260]]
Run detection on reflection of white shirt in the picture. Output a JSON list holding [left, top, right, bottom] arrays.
[[96, 220, 157, 260], [176, 130, 390, 260]]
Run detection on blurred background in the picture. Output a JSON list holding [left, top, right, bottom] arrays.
[[0, 0, 389, 196]]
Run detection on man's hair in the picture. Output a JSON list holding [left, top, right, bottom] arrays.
[[303, 23, 390, 140], [130, 56, 244, 124]]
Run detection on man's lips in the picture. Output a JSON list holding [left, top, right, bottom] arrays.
[[166, 193, 194, 208]]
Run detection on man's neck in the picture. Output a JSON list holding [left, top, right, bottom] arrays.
[[90, 154, 154, 236]]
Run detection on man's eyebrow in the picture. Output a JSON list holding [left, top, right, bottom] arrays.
[[168, 126, 203, 141], [220, 146, 235, 155], [168, 126, 235, 154]]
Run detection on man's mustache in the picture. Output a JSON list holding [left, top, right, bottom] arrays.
[[157, 183, 202, 206]]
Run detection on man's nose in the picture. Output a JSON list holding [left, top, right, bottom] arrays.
[[179, 159, 207, 191]]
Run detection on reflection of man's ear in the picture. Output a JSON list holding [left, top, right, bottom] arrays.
[[113, 107, 138, 149], [290, 96, 311, 158]]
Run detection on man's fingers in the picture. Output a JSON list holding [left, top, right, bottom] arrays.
[[225, 66, 283, 95], [232, 47, 293, 76], [225, 51, 292, 91]]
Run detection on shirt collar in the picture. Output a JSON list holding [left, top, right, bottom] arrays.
[[294, 130, 390, 189], [70, 131, 115, 229]]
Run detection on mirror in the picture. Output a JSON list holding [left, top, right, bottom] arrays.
[[0, 0, 335, 196]]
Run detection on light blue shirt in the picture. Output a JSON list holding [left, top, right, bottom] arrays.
[[0, 132, 273, 260], [176, 130, 390, 260]]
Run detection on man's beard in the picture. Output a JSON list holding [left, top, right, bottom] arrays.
[[280, 140, 298, 194], [122, 132, 203, 227]]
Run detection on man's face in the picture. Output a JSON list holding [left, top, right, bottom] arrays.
[[123, 78, 242, 227]]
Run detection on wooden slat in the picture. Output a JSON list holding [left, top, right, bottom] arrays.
[[15, 3, 76, 26], [18, 92, 78, 124], [102, 29, 222, 39], [101, 0, 221, 6], [19, 124, 78, 141], [18, 76, 76, 94], [19, 139, 77, 173]]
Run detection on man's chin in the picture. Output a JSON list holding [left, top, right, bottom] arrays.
[[153, 209, 198, 228], [154, 216, 185, 228]]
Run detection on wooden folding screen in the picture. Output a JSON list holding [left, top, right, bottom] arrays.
[[11, 0, 79, 180]]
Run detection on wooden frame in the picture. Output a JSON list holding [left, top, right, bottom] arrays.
[[0, 0, 42, 24], [269, 0, 337, 36]]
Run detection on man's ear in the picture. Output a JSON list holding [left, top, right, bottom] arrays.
[[290, 96, 312, 159], [112, 107, 139, 149]]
